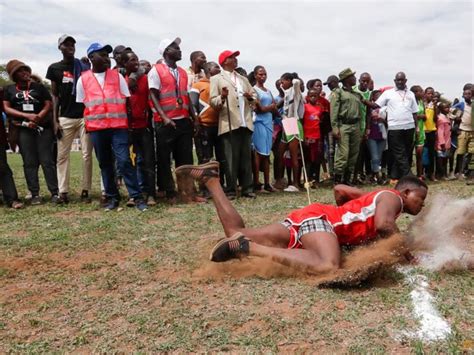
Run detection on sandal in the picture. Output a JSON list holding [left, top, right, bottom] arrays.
[[175, 161, 220, 183]]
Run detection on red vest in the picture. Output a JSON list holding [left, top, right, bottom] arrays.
[[149, 63, 189, 122], [82, 69, 128, 131], [126, 74, 150, 129]]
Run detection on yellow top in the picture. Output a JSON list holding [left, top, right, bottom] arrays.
[[424, 102, 436, 131]]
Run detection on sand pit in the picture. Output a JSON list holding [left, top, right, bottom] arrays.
[[194, 233, 408, 287]]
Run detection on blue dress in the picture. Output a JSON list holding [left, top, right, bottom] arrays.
[[252, 86, 274, 156]]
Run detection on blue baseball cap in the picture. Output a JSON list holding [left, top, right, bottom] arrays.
[[87, 42, 113, 57]]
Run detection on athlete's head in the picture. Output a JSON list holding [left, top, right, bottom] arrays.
[[395, 176, 428, 215]]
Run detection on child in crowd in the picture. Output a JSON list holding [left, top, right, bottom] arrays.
[[411, 85, 426, 179], [435, 102, 452, 180], [276, 73, 305, 192], [303, 88, 324, 186], [367, 90, 388, 184]]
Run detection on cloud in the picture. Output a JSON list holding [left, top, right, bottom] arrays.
[[1, 0, 472, 98]]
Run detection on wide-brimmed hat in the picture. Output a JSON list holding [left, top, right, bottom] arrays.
[[6, 59, 32, 80], [338, 68, 356, 82], [218, 50, 240, 66]]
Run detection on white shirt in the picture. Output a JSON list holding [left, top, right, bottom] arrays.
[[375, 88, 418, 130], [223, 70, 247, 128], [148, 64, 181, 91], [76, 71, 130, 103]]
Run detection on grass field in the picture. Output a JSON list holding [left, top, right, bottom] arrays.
[[1, 152, 473, 353]]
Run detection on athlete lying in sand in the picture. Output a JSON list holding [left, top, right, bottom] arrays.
[[176, 162, 428, 274]]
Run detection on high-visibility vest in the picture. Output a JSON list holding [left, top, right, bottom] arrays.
[[149, 63, 189, 122], [82, 69, 128, 131]]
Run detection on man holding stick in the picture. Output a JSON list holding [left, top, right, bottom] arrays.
[[210, 50, 257, 198]]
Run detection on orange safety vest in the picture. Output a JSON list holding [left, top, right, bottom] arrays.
[[82, 69, 128, 131], [149, 63, 189, 122]]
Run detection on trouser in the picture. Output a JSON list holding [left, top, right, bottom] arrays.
[[367, 139, 386, 173], [327, 132, 335, 176], [272, 128, 283, 182], [354, 138, 371, 177], [195, 125, 223, 164], [18, 127, 58, 196], [155, 118, 193, 197], [56, 117, 93, 194], [0, 145, 19, 204], [387, 128, 415, 179], [424, 131, 436, 176], [90, 129, 142, 200], [334, 124, 361, 177], [220, 127, 253, 195], [131, 127, 156, 198]]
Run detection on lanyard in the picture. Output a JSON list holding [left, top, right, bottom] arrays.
[[168, 66, 182, 105], [397, 89, 407, 101], [16, 81, 31, 103]]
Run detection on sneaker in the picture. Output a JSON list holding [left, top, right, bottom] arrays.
[[242, 192, 256, 199], [126, 198, 135, 207], [51, 194, 63, 204], [175, 161, 220, 184], [284, 185, 299, 192], [146, 195, 157, 206], [104, 199, 119, 211], [447, 172, 457, 181], [31, 195, 42, 205], [81, 190, 92, 203], [134, 199, 148, 212], [263, 184, 276, 193], [11, 200, 24, 209], [209, 232, 250, 262], [60, 192, 69, 204], [100, 194, 108, 207]]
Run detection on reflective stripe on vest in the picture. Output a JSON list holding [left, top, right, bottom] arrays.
[[83, 97, 126, 108], [151, 63, 190, 122], [81, 69, 128, 131]]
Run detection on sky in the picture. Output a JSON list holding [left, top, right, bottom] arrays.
[[1, 0, 473, 99]]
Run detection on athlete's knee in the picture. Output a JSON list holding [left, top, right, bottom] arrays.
[[318, 255, 341, 273]]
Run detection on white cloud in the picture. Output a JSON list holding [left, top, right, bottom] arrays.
[[1, 0, 472, 98]]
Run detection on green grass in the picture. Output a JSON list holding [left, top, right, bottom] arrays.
[[0, 152, 473, 353]]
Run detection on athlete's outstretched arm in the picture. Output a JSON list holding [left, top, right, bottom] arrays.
[[333, 184, 365, 206], [374, 192, 403, 237]]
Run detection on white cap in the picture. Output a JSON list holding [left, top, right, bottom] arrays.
[[158, 37, 181, 55]]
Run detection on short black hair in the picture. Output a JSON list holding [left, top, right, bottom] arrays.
[[190, 51, 203, 63], [395, 176, 428, 191], [120, 49, 135, 64], [463, 83, 472, 91]]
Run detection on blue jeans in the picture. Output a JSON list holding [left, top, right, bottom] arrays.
[[90, 129, 142, 200], [367, 139, 386, 173]]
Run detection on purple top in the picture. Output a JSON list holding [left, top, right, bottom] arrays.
[[368, 109, 385, 140]]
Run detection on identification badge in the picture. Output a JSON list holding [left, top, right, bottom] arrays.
[[23, 104, 34, 111], [176, 97, 183, 108]]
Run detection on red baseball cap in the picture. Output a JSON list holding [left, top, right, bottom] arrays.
[[218, 50, 240, 66]]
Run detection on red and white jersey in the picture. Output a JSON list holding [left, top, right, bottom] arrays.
[[285, 189, 403, 246]]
